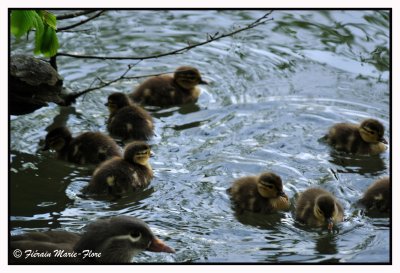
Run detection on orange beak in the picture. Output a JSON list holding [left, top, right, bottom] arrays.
[[147, 237, 175, 253], [199, 79, 208, 85], [327, 218, 334, 232]]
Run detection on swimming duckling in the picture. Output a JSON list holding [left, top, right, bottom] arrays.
[[85, 141, 153, 197], [129, 66, 208, 107], [10, 216, 175, 264], [42, 126, 121, 165], [106, 92, 154, 141], [228, 172, 290, 214], [295, 188, 344, 231], [325, 119, 387, 155], [359, 177, 390, 213]]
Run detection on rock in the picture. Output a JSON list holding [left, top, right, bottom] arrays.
[[10, 55, 64, 115]]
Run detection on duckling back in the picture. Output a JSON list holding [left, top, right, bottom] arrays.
[[43, 127, 121, 165], [326, 123, 364, 153], [325, 121, 386, 155], [295, 188, 344, 227], [130, 75, 178, 106], [85, 157, 153, 196], [228, 175, 290, 214], [66, 132, 121, 164], [359, 177, 390, 213], [129, 66, 206, 107], [107, 104, 154, 141]]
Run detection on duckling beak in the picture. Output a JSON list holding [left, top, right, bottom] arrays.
[[147, 237, 175, 253], [327, 217, 334, 231], [380, 137, 388, 144], [199, 79, 208, 85], [104, 102, 109, 106]]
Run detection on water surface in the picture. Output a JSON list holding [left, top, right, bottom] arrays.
[[10, 10, 390, 263]]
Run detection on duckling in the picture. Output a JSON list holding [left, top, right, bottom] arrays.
[[325, 118, 387, 155], [228, 172, 290, 214], [10, 216, 175, 264], [106, 92, 154, 141], [295, 188, 344, 231], [129, 66, 208, 107], [42, 126, 121, 165], [359, 177, 390, 213], [85, 141, 153, 197]]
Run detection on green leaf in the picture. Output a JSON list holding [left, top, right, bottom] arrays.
[[46, 29, 59, 57], [40, 25, 52, 52], [11, 10, 59, 57], [10, 10, 37, 37], [38, 10, 57, 30], [33, 15, 45, 55], [39, 25, 59, 57]]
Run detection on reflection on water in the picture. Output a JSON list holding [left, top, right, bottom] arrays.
[[10, 10, 390, 263], [233, 210, 289, 230], [315, 234, 338, 255], [328, 151, 387, 176]]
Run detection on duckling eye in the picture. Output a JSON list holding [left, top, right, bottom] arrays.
[[130, 231, 141, 238], [266, 185, 274, 189], [363, 127, 375, 134]]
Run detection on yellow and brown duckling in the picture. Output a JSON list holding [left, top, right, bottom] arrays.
[[10, 216, 175, 264], [106, 92, 154, 141], [325, 118, 387, 155], [228, 172, 290, 214], [359, 177, 390, 213], [295, 188, 344, 231], [129, 66, 208, 107], [85, 141, 153, 197], [42, 126, 121, 165]]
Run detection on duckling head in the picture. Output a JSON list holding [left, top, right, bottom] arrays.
[[124, 141, 151, 166], [359, 119, 387, 144], [314, 195, 338, 231], [74, 216, 174, 263], [256, 172, 286, 199], [42, 126, 72, 152], [105, 92, 131, 115], [174, 66, 208, 90]]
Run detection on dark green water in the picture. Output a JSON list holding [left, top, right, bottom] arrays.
[[10, 10, 390, 263]]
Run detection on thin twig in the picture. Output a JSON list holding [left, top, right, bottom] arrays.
[[56, 11, 273, 60], [57, 10, 106, 32], [58, 29, 92, 33], [58, 11, 274, 105], [61, 62, 141, 105], [123, 71, 174, 80], [56, 10, 97, 20], [88, 77, 100, 89]]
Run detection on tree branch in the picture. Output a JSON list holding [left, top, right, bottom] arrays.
[[56, 11, 273, 60], [123, 71, 174, 80], [58, 11, 274, 105], [57, 10, 106, 32], [57, 28, 92, 33], [56, 10, 97, 20], [61, 62, 140, 105]]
